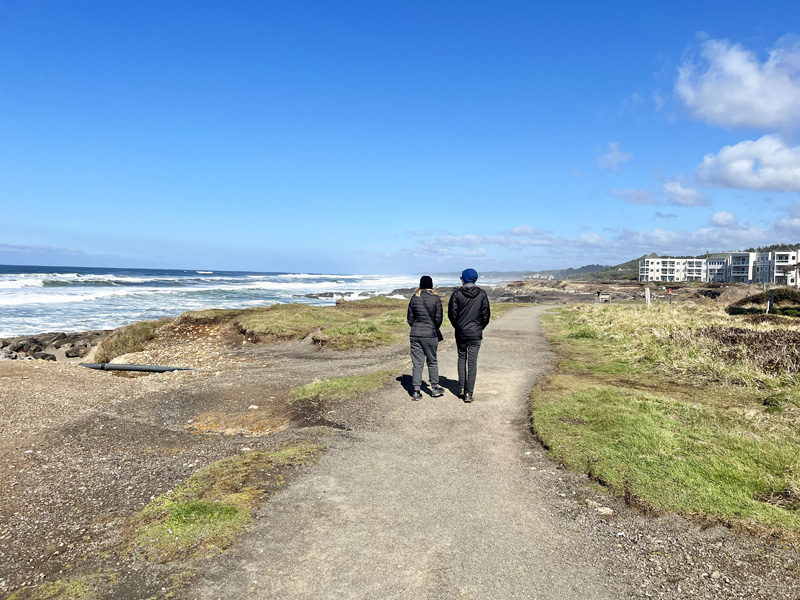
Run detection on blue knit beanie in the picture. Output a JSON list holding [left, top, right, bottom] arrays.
[[461, 268, 478, 283]]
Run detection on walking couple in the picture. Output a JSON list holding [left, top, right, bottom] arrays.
[[406, 268, 490, 403]]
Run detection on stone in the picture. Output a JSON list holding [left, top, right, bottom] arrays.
[[33, 352, 57, 362], [52, 337, 75, 349], [0, 350, 18, 360], [9, 340, 27, 353], [65, 347, 90, 358], [595, 507, 614, 516]]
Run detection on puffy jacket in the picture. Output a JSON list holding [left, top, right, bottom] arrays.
[[447, 284, 490, 340], [407, 291, 443, 338]]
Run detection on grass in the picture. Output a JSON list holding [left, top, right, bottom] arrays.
[[236, 304, 354, 340], [93, 319, 170, 363], [127, 442, 323, 563], [289, 369, 396, 410], [179, 297, 413, 350], [535, 303, 800, 538], [8, 573, 119, 600], [312, 310, 407, 349]]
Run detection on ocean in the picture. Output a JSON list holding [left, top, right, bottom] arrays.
[[0, 265, 501, 338]]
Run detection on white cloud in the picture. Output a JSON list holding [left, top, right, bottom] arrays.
[[695, 134, 800, 192], [610, 188, 659, 205], [662, 180, 710, 206], [577, 233, 607, 247], [676, 36, 800, 129], [652, 91, 666, 111], [774, 202, 800, 235], [598, 142, 633, 171], [709, 211, 739, 227], [463, 248, 487, 257], [506, 225, 549, 237], [435, 234, 514, 247], [655, 212, 678, 219]]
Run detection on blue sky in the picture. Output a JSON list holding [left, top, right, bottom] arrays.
[[2, 1, 800, 273]]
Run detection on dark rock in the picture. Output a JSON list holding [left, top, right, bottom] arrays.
[[9, 340, 27, 352], [36, 332, 66, 346], [0, 349, 18, 360], [65, 346, 90, 358], [0, 339, 8, 349], [33, 352, 56, 361], [52, 335, 78, 349], [7, 340, 42, 353]]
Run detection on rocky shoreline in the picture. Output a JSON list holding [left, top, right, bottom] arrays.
[[0, 330, 109, 362]]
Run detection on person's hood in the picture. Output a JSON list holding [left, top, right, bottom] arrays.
[[460, 283, 481, 298]]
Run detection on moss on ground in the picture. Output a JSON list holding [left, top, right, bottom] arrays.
[[127, 442, 323, 563], [7, 572, 119, 600], [289, 370, 396, 410]]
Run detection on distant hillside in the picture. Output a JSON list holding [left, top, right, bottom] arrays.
[[536, 258, 641, 281], [538, 264, 608, 278], [566, 257, 641, 281]]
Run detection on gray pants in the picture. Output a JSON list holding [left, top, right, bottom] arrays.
[[410, 336, 439, 391], [456, 338, 482, 394]]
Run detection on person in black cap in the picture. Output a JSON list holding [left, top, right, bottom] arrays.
[[407, 275, 444, 400], [447, 268, 490, 403]]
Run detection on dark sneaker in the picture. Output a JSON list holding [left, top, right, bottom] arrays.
[[463, 392, 473, 403], [411, 391, 422, 401], [459, 387, 466, 399], [430, 386, 444, 398]]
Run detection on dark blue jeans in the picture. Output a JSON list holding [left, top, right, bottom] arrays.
[[456, 338, 482, 394], [410, 336, 439, 391]]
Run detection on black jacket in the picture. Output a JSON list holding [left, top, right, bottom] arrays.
[[448, 283, 490, 340], [407, 291, 443, 338]]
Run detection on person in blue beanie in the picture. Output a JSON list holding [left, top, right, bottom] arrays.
[[447, 268, 490, 403], [407, 275, 444, 400]]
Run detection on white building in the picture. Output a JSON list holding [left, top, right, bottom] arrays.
[[638, 257, 704, 282], [638, 249, 800, 286]]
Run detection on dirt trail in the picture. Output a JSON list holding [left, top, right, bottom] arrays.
[[187, 307, 629, 599]]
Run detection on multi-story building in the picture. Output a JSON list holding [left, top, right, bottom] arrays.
[[706, 253, 729, 282], [638, 248, 800, 286], [774, 249, 799, 286]]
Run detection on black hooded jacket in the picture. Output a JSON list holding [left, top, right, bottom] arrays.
[[447, 283, 490, 340], [407, 290, 443, 338]]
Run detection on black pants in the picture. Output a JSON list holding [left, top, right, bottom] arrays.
[[456, 338, 482, 394], [410, 336, 439, 391]]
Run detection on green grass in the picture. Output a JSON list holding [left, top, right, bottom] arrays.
[[289, 370, 396, 410], [7, 573, 119, 600], [93, 319, 170, 363], [312, 310, 407, 349], [236, 304, 354, 340], [128, 443, 323, 562], [535, 304, 800, 538], [182, 298, 412, 350]]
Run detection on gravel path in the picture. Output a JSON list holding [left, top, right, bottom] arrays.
[[187, 306, 630, 599]]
